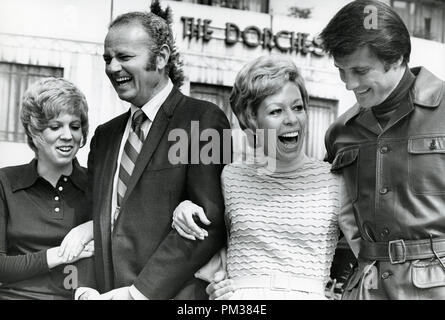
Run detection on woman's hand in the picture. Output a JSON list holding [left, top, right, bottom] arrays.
[[171, 200, 210, 240], [58, 220, 93, 262], [68, 240, 94, 263], [206, 270, 234, 300], [46, 241, 94, 269]]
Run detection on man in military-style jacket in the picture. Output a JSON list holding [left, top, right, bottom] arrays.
[[321, 0, 445, 299]]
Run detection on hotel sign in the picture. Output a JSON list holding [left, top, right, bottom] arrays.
[[181, 17, 324, 57]]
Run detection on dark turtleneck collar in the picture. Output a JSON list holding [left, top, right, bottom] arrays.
[[372, 67, 415, 128]]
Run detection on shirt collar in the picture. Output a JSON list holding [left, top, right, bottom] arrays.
[[10, 158, 39, 192], [68, 159, 87, 191], [11, 158, 87, 192], [130, 78, 174, 122]]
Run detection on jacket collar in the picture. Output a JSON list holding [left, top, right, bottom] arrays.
[[11, 158, 87, 192], [410, 67, 444, 108], [344, 66, 444, 125], [69, 159, 87, 191]]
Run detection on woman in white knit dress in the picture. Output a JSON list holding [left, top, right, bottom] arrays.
[[171, 56, 358, 300]]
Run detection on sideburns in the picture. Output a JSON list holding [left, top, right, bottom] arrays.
[[145, 55, 157, 71]]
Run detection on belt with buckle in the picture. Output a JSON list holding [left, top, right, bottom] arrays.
[[359, 237, 445, 264]]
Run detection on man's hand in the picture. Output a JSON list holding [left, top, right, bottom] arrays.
[[206, 270, 234, 300], [97, 286, 133, 300], [58, 220, 94, 262]]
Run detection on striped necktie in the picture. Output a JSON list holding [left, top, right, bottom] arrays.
[[112, 109, 148, 230]]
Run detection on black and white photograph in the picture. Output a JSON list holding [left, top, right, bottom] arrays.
[[1, 0, 445, 310]]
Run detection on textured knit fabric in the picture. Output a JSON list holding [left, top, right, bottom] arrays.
[[222, 159, 341, 298]]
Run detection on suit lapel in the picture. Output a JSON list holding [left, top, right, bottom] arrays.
[[119, 88, 184, 208], [98, 112, 129, 276]]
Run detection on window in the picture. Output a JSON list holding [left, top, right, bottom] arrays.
[[179, 0, 268, 13], [190, 83, 237, 127], [305, 97, 338, 160], [0, 62, 63, 143], [190, 83, 338, 160], [424, 17, 431, 39]]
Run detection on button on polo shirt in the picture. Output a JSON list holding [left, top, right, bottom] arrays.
[[0, 158, 91, 299]]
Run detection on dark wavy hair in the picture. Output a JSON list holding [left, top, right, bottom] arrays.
[[319, 0, 411, 69]]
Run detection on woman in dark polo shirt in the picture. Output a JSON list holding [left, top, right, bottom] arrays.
[[0, 78, 95, 299]]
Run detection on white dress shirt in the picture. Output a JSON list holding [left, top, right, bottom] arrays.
[[111, 78, 174, 232]]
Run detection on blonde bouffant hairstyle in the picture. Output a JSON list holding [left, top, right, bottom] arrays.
[[230, 55, 308, 131], [20, 77, 89, 153]]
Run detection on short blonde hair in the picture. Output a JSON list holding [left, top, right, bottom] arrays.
[[20, 77, 89, 152], [230, 55, 308, 130]]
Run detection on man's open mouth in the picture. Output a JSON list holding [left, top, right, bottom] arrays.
[[115, 76, 132, 86], [355, 88, 370, 96]]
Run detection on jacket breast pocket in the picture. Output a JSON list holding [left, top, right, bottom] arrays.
[[408, 136, 445, 195], [331, 147, 359, 202]]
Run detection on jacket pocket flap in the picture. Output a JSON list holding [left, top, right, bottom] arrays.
[[412, 259, 445, 288], [408, 136, 445, 154], [331, 148, 359, 172]]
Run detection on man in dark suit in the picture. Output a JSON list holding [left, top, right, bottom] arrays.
[[78, 11, 229, 300]]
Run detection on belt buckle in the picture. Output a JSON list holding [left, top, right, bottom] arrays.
[[388, 239, 406, 264], [270, 274, 290, 291]]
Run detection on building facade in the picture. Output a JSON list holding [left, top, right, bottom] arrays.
[[1, 0, 444, 168], [391, 0, 445, 43], [1, 0, 445, 297]]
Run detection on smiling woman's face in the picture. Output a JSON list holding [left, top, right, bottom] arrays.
[[254, 81, 307, 165], [34, 112, 82, 169]]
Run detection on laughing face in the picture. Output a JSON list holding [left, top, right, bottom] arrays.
[[254, 81, 307, 166], [103, 23, 163, 107], [34, 112, 82, 170], [334, 46, 405, 108]]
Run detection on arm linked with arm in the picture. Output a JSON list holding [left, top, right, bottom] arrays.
[[132, 106, 230, 299]]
